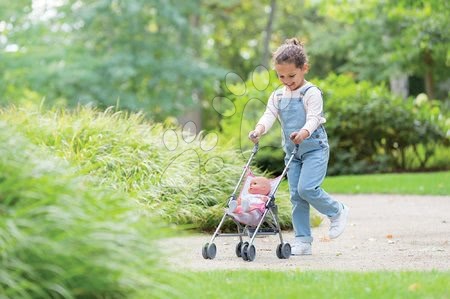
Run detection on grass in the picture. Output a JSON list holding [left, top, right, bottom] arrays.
[[182, 271, 450, 299], [323, 171, 450, 195]]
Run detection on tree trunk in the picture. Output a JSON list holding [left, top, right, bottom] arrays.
[[178, 8, 202, 132], [178, 106, 202, 135], [389, 74, 409, 99], [423, 49, 435, 100], [261, 0, 277, 68]]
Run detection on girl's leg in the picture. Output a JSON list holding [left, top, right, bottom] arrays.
[[286, 157, 313, 243], [298, 147, 341, 217]]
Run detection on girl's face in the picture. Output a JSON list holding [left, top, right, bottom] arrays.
[[274, 63, 309, 91]]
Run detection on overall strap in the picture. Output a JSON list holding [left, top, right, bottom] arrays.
[[299, 84, 325, 120], [299, 85, 318, 98]]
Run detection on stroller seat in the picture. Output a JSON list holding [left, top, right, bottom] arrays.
[[226, 169, 281, 227]]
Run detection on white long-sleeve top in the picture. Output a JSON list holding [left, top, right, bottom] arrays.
[[256, 82, 326, 137]]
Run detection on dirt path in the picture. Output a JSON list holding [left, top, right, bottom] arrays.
[[161, 195, 450, 271]]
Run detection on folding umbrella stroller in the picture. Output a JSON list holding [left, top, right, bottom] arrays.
[[202, 142, 299, 262]]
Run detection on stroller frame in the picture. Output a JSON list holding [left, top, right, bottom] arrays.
[[202, 143, 299, 262]]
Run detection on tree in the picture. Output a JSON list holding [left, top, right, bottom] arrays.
[[0, 0, 224, 120], [312, 0, 449, 100]]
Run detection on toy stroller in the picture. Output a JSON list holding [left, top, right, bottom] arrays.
[[202, 142, 299, 262]]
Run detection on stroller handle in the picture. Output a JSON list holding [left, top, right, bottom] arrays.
[[248, 132, 259, 152], [252, 142, 259, 153]]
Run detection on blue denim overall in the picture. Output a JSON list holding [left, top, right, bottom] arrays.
[[278, 85, 342, 243]]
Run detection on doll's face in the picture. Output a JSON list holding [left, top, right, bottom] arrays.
[[248, 177, 271, 195]]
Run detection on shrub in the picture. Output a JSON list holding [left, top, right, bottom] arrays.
[[0, 122, 183, 298], [320, 74, 449, 174], [0, 105, 294, 231]]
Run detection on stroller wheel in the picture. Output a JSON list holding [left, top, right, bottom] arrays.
[[202, 243, 208, 259], [240, 242, 249, 260], [235, 241, 243, 258], [202, 242, 217, 259], [241, 243, 256, 262], [276, 243, 291, 259]]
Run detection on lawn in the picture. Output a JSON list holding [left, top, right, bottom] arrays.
[[181, 271, 449, 299], [323, 171, 449, 195]]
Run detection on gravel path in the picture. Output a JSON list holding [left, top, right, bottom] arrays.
[[161, 194, 450, 271]]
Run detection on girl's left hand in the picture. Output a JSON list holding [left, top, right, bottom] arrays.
[[290, 129, 309, 144], [289, 132, 303, 144]]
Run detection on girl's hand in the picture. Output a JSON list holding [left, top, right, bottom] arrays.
[[248, 130, 260, 143], [249, 124, 265, 143], [290, 129, 309, 144]]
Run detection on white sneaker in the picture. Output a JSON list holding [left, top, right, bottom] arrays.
[[329, 204, 349, 239], [291, 241, 312, 255]]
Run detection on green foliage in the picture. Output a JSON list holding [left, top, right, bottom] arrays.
[[319, 74, 449, 174], [0, 0, 225, 119], [313, 0, 450, 99], [1, 0, 448, 125], [0, 104, 294, 232], [0, 122, 184, 298]]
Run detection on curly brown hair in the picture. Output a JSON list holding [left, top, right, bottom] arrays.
[[272, 38, 308, 68]]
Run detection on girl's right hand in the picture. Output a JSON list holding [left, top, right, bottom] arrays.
[[248, 130, 260, 143]]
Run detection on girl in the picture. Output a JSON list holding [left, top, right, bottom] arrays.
[[249, 38, 349, 255]]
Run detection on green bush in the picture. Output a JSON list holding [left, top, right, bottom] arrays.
[[0, 105, 294, 232], [0, 122, 183, 298], [321, 74, 449, 174]]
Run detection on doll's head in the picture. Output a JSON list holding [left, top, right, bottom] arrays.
[[248, 176, 271, 195]]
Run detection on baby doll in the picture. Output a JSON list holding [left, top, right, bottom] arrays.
[[228, 176, 271, 214]]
